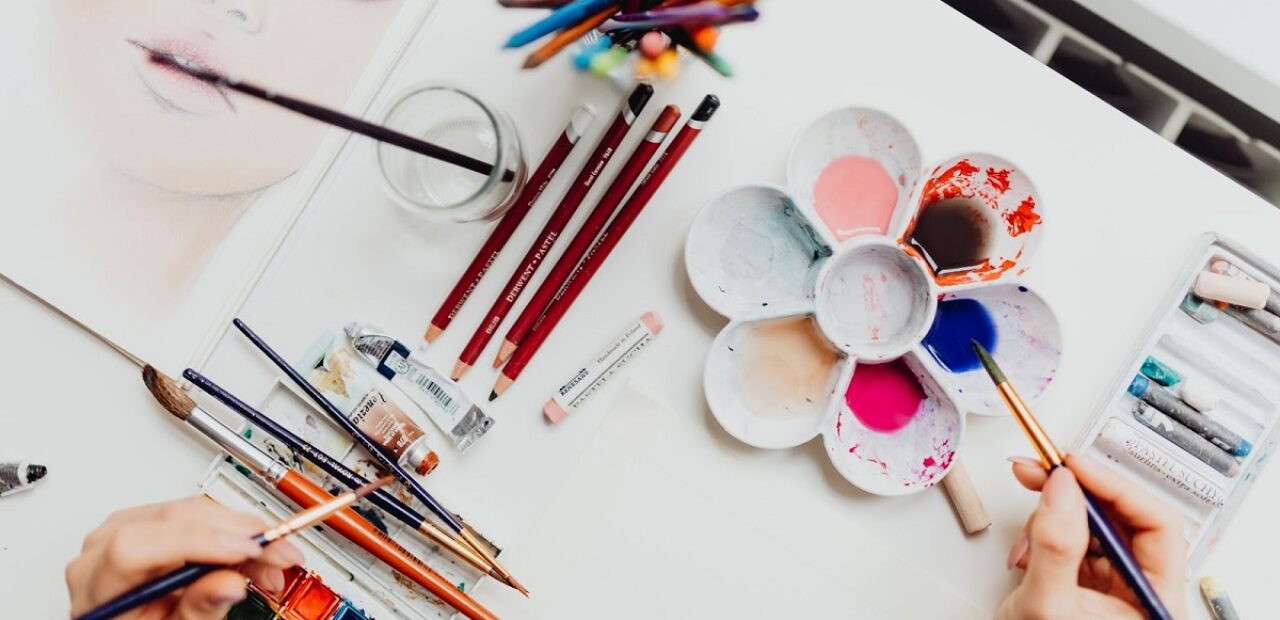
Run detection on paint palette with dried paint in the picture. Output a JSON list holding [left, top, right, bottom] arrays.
[[685, 107, 1061, 496]]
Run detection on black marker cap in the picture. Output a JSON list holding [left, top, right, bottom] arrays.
[[27, 464, 47, 484], [692, 94, 720, 122], [628, 83, 656, 116]]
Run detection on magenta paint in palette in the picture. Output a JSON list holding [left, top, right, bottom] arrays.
[[685, 107, 1062, 495]]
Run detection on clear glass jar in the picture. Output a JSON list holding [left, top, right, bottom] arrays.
[[377, 83, 526, 222]]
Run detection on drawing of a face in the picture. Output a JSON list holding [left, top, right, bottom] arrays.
[[51, 0, 404, 197]]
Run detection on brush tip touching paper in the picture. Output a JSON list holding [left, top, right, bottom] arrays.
[[142, 365, 196, 420]]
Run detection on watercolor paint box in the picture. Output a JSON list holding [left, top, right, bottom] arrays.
[[1076, 234, 1280, 567], [686, 107, 1062, 496], [198, 377, 489, 620]]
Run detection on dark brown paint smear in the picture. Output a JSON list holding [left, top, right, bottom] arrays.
[[907, 198, 990, 274]]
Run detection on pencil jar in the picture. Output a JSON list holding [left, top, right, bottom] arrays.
[[377, 83, 527, 222]]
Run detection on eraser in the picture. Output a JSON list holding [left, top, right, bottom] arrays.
[[641, 311, 665, 335], [1194, 271, 1269, 309], [543, 399, 568, 424]]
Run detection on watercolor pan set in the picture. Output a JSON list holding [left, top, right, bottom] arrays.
[[198, 376, 489, 620], [686, 106, 1062, 495], [1076, 234, 1280, 567]]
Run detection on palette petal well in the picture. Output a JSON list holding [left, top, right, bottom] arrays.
[[686, 107, 1059, 496]]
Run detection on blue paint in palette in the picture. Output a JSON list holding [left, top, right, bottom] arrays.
[[923, 298, 997, 372]]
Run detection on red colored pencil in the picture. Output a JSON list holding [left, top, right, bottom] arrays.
[[490, 95, 720, 399], [449, 84, 655, 376], [424, 104, 597, 345], [483, 104, 682, 376]]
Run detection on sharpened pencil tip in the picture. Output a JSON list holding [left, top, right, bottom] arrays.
[[488, 391, 498, 402], [522, 55, 543, 69]]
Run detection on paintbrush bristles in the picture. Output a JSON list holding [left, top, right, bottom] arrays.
[[142, 365, 195, 420], [970, 340, 1006, 384]]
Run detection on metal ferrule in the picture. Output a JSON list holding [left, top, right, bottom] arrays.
[[686, 119, 708, 130], [996, 383, 1064, 469], [188, 408, 286, 483], [644, 129, 668, 142]]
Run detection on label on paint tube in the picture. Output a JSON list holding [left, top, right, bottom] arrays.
[[543, 312, 663, 423], [1095, 419, 1227, 509], [298, 331, 439, 475], [344, 323, 494, 452]]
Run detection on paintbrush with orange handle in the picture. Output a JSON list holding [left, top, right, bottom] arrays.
[[141, 366, 500, 620], [74, 476, 393, 620]]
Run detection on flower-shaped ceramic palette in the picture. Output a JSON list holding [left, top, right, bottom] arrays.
[[686, 107, 1063, 496]]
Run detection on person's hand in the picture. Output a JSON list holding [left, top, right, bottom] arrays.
[[996, 453, 1187, 620], [67, 496, 305, 619]]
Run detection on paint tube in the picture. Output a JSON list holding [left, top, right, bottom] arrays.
[[298, 332, 439, 475], [0, 461, 47, 497], [1131, 401, 1239, 477], [1094, 419, 1227, 508], [1128, 375, 1251, 457], [543, 312, 664, 423], [345, 323, 494, 452]]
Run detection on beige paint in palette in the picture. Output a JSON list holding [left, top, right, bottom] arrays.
[[688, 106, 1062, 496]]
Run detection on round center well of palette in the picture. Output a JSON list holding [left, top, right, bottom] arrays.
[[814, 238, 936, 360]]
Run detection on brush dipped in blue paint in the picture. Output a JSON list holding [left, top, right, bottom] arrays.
[[970, 340, 1173, 620]]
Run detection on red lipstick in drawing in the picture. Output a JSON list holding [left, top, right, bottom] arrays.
[[129, 36, 234, 115]]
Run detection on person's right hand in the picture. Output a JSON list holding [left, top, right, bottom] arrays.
[[995, 453, 1188, 620], [66, 496, 305, 620]]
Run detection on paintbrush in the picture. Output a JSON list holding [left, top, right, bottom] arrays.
[[231, 319, 528, 597], [181, 368, 511, 588], [970, 341, 1174, 620], [127, 40, 514, 183], [74, 476, 393, 620], [140, 366, 500, 620]]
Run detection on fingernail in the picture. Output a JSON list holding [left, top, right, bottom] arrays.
[[1005, 534, 1029, 570], [1006, 456, 1041, 467], [1041, 468, 1081, 510], [263, 569, 286, 594], [219, 533, 262, 558]]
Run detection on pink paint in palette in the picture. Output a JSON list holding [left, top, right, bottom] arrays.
[[812, 155, 899, 240], [689, 107, 1062, 497]]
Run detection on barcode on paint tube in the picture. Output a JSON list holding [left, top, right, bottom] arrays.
[[413, 374, 459, 416]]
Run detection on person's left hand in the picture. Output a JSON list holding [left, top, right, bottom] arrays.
[[66, 496, 305, 619]]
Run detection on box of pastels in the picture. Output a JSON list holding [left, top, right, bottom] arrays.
[[1076, 234, 1280, 566], [684, 107, 1062, 495]]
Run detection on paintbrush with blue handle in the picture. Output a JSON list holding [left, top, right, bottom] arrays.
[[971, 341, 1173, 620]]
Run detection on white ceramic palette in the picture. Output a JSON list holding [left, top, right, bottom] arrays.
[[686, 107, 1063, 496]]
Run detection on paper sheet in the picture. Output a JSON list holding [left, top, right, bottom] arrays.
[[481, 386, 988, 619], [0, 0, 435, 372]]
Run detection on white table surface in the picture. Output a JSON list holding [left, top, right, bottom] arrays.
[[2, 0, 1278, 617], [1072, 0, 1280, 123]]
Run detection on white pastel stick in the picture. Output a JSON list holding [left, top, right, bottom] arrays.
[[1194, 271, 1269, 309], [543, 312, 664, 423], [1180, 378, 1220, 413]]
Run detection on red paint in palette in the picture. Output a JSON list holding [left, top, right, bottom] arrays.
[[1004, 196, 1040, 236], [844, 360, 925, 432]]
